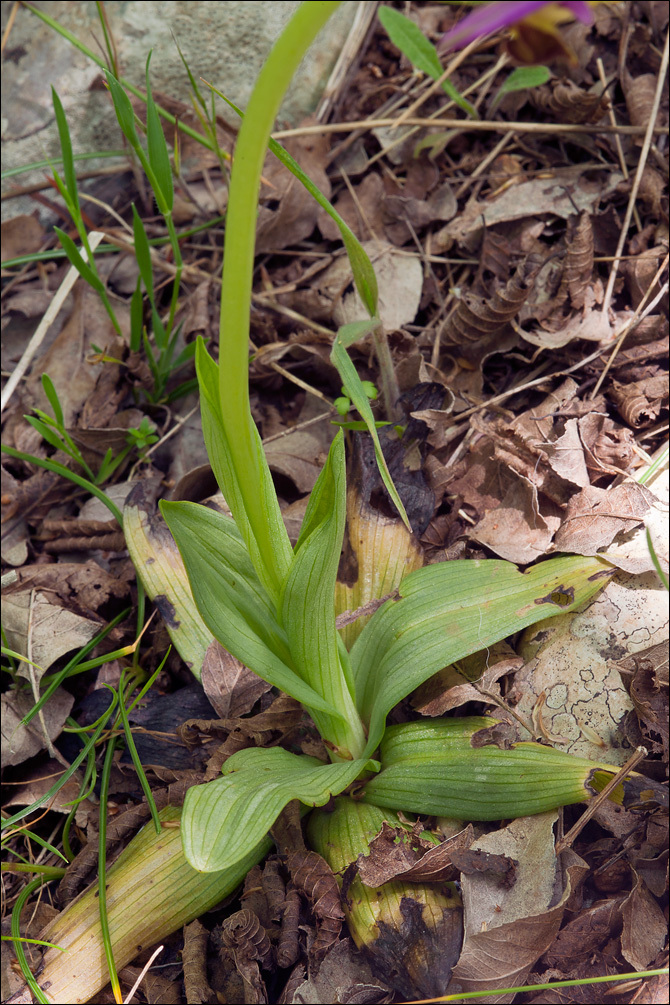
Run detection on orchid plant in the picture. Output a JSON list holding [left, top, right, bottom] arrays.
[[145, 1, 625, 882]]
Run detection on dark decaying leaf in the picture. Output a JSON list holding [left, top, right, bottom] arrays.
[[356, 821, 476, 886], [540, 897, 623, 968]]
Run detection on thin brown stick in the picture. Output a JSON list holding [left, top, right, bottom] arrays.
[[393, 37, 485, 129], [602, 28, 669, 314], [555, 746, 647, 855], [590, 255, 669, 400], [273, 117, 664, 140]]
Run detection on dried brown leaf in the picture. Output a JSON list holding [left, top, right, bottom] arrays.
[[443, 166, 623, 248], [1, 215, 45, 262], [357, 822, 476, 886], [620, 870, 668, 970], [256, 126, 331, 254], [553, 482, 653, 555], [200, 640, 272, 720], [1, 689, 74, 768], [448, 817, 589, 1003]]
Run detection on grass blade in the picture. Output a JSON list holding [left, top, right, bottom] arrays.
[[145, 52, 174, 213]]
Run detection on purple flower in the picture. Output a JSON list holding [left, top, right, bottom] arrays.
[[438, 1, 595, 54]]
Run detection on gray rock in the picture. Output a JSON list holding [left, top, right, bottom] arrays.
[[1, 0, 358, 219]]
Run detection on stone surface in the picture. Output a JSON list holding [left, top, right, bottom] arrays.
[[1, 0, 358, 219]]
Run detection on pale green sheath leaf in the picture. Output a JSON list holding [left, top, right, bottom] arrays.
[[182, 747, 376, 872], [353, 554, 614, 756], [196, 339, 293, 605], [282, 432, 366, 758], [123, 486, 213, 679], [331, 320, 410, 532], [161, 499, 342, 720], [361, 718, 624, 820]]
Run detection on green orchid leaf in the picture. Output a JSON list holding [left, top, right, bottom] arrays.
[[182, 746, 376, 872], [331, 320, 410, 531], [352, 555, 614, 756], [160, 498, 341, 720], [204, 82, 378, 318], [282, 432, 366, 758], [145, 52, 174, 213], [195, 339, 293, 605], [361, 718, 625, 820]]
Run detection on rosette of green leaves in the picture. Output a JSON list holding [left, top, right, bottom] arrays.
[[156, 2, 623, 876]]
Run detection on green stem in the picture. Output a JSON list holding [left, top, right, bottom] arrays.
[[218, 0, 342, 593], [1, 863, 67, 879], [164, 213, 183, 336]]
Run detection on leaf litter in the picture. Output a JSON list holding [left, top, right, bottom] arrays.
[[1, 1, 668, 1002]]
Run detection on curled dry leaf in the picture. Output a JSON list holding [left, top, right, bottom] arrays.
[[529, 78, 608, 124], [287, 849, 345, 960], [221, 908, 272, 1004], [622, 70, 664, 135], [561, 211, 594, 311], [609, 373, 669, 428], [277, 883, 302, 968], [441, 256, 540, 354]]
